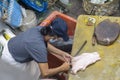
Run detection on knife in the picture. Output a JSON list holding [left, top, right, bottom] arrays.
[[74, 40, 87, 56]]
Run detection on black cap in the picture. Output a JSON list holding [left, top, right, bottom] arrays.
[[51, 18, 69, 41]]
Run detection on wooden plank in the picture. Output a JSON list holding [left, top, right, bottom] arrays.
[[69, 15, 120, 80]]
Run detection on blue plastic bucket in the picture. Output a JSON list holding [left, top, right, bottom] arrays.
[[21, 0, 48, 12]]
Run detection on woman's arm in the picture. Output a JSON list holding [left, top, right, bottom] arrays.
[[38, 62, 70, 78], [47, 42, 67, 56], [47, 42, 73, 62]]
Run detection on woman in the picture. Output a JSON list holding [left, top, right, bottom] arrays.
[[1, 18, 72, 80]]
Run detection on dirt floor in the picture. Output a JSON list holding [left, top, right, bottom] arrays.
[[42, 0, 86, 20], [18, 0, 120, 23], [68, 0, 120, 18], [47, 0, 120, 19], [66, 0, 86, 19]]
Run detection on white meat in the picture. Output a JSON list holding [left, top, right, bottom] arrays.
[[71, 52, 101, 74]]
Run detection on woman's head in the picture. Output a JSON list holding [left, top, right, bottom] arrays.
[[40, 18, 69, 41], [40, 26, 58, 42], [40, 26, 56, 36]]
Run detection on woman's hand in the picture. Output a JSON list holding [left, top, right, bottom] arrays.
[[62, 53, 73, 63], [61, 62, 71, 71]]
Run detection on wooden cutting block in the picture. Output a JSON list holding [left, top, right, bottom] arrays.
[[95, 19, 120, 46]]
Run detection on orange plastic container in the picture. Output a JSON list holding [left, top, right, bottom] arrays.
[[39, 11, 76, 80]]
